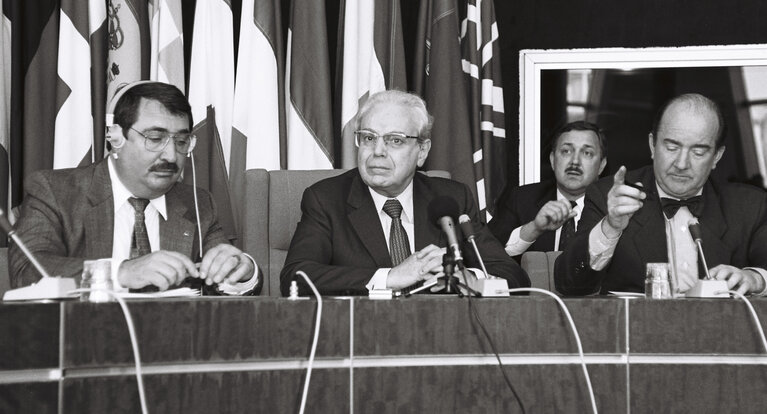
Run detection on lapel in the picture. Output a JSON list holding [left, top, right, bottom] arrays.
[[161, 185, 197, 259], [84, 161, 115, 258], [413, 173, 443, 249], [536, 185, 557, 250], [697, 179, 730, 266], [628, 169, 668, 264], [347, 172, 393, 267]]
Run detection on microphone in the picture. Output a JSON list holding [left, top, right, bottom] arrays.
[[0, 209, 53, 279], [427, 196, 463, 263], [687, 218, 712, 280], [458, 214, 488, 278]]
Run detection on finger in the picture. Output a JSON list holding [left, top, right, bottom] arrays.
[[611, 203, 643, 216], [709, 265, 728, 281], [211, 255, 241, 284], [156, 253, 195, 285], [416, 244, 440, 259], [145, 271, 171, 291], [199, 245, 227, 279], [613, 165, 627, 186], [225, 256, 253, 284]]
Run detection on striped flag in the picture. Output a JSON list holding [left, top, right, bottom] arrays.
[[148, 0, 184, 93], [285, 0, 334, 169], [412, 0, 477, 203], [187, 0, 237, 242], [1, 0, 11, 217], [105, 0, 150, 101], [54, 0, 107, 169], [337, 0, 407, 168], [461, 0, 506, 219]]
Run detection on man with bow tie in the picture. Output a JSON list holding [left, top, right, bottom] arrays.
[[555, 93, 767, 296]]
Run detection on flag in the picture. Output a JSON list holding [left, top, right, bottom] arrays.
[[187, 0, 237, 242], [0, 0, 11, 218], [461, 0, 506, 219], [412, 0, 477, 204], [232, 0, 284, 173], [337, 0, 407, 168], [106, 0, 150, 101], [285, 0, 334, 169], [148, 0, 184, 92], [54, 0, 107, 169]]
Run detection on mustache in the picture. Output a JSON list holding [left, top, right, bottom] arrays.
[[565, 166, 582, 174], [149, 162, 179, 173]]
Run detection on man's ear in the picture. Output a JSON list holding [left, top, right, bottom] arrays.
[[416, 139, 431, 167], [712, 145, 725, 169], [106, 125, 126, 149], [648, 133, 655, 159]]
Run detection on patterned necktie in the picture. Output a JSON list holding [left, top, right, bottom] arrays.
[[661, 196, 703, 218], [128, 197, 151, 259], [558, 200, 578, 250], [382, 199, 411, 266]]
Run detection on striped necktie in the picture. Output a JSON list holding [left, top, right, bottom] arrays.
[[128, 197, 151, 258], [382, 199, 411, 266]]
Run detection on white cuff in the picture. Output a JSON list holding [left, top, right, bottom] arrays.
[[744, 267, 767, 296], [588, 218, 621, 271], [366, 268, 391, 291], [504, 226, 534, 256], [110, 258, 128, 292], [217, 253, 259, 295]]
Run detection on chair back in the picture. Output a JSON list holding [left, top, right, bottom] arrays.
[[520, 250, 563, 293]]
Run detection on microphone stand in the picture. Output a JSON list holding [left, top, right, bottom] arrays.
[[442, 252, 459, 295]]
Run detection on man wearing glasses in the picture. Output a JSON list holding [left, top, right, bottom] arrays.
[[280, 90, 527, 296], [9, 81, 259, 295]]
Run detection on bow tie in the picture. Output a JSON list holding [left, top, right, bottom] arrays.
[[660, 196, 703, 218]]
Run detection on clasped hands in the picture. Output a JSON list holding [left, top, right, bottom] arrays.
[[386, 244, 470, 292], [117, 244, 255, 291]]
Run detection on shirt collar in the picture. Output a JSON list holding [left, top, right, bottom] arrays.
[[368, 180, 415, 223], [108, 157, 167, 219], [556, 189, 584, 211]]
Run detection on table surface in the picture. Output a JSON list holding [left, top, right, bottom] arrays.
[[2, 295, 767, 413]]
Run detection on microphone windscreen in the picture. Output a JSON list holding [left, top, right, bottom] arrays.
[[427, 196, 460, 225], [688, 219, 703, 242], [458, 214, 474, 239]]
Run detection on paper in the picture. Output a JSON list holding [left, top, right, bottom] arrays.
[[116, 287, 201, 299]]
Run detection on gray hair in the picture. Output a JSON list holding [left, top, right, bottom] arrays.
[[356, 90, 434, 141]]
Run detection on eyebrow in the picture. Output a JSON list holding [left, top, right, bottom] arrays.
[[662, 138, 712, 149]]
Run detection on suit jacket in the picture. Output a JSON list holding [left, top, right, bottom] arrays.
[[554, 166, 767, 295], [279, 169, 529, 296], [9, 160, 261, 294], [488, 180, 558, 257]]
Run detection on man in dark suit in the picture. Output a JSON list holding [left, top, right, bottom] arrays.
[[555, 93, 767, 296], [10, 81, 260, 295], [489, 121, 607, 259], [280, 90, 528, 296]]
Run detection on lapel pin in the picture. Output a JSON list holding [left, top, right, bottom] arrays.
[[184, 231, 192, 237]]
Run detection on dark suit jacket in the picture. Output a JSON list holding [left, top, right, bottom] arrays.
[[9, 160, 262, 295], [488, 180, 558, 257], [554, 166, 767, 295], [280, 169, 529, 296]]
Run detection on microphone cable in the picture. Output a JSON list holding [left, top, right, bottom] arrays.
[[293, 271, 323, 414], [508, 288, 598, 414], [465, 282, 525, 413], [189, 153, 204, 259], [727, 290, 767, 353], [69, 288, 148, 414]]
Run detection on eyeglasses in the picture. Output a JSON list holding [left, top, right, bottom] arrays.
[[129, 127, 197, 154], [354, 130, 419, 149]]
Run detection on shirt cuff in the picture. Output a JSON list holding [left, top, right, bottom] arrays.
[[504, 226, 534, 256], [588, 218, 621, 271], [744, 267, 767, 296], [366, 268, 391, 291], [217, 253, 259, 295], [110, 258, 128, 292]]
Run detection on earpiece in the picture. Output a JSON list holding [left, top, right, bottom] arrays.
[[105, 80, 155, 128]]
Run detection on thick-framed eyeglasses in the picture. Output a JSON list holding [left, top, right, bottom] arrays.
[[354, 130, 419, 149], [130, 127, 197, 154]]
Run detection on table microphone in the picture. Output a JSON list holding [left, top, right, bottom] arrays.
[[427, 196, 463, 263], [456, 214, 509, 297], [0, 209, 52, 279], [687, 218, 712, 280], [684, 218, 727, 298], [458, 214, 488, 278]]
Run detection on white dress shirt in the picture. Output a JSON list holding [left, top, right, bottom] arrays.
[[107, 158, 257, 293], [366, 182, 416, 290], [504, 191, 584, 256]]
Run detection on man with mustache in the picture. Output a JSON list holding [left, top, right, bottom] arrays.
[[280, 90, 528, 296], [9, 81, 260, 295], [489, 121, 607, 260], [555, 93, 767, 296]]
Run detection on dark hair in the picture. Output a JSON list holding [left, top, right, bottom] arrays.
[[113, 82, 192, 131], [551, 121, 607, 159], [651, 93, 726, 148]]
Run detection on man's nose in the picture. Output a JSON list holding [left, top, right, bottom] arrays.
[[673, 149, 691, 170], [160, 138, 178, 162], [372, 137, 387, 156]]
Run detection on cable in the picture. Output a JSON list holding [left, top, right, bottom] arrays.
[[294, 271, 322, 414], [70, 288, 148, 414], [189, 154, 204, 259], [728, 290, 767, 353], [466, 284, 525, 414], [509, 288, 598, 414]]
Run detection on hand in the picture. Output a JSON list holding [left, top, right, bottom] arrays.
[[199, 244, 256, 286], [118, 250, 198, 291], [710, 265, 765, 295], [603, 166, 646, 237], [534, 200, 576, 231], [387, 244, 446, 290]]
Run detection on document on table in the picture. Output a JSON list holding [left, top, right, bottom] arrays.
[[117, 287, 201, 299]]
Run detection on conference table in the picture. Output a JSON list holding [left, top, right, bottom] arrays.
[[1, 294, 767, 413]]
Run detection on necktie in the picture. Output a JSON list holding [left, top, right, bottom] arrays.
[[661, 196, 703, 218], [128, 197, 151, 258], [382, 199, 411, 266], [558, 200, 578, 250]]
